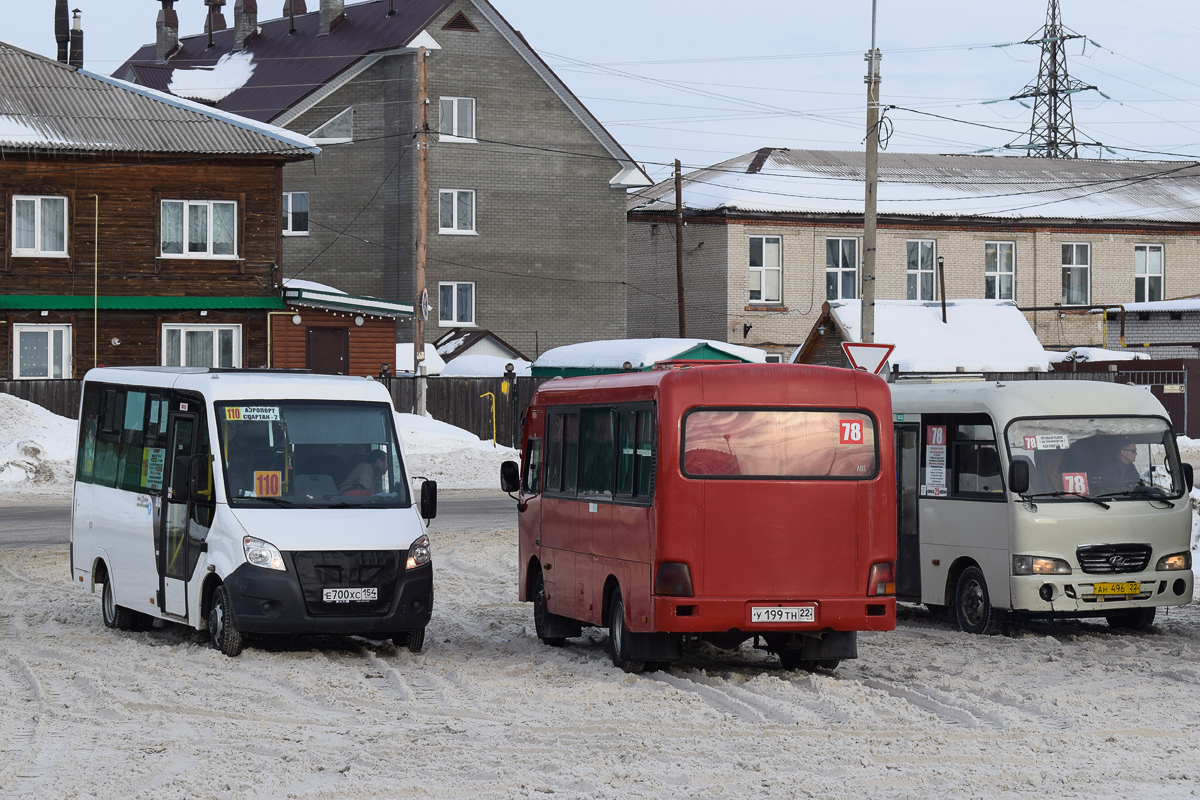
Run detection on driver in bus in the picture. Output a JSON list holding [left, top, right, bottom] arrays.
[[1094, 439, 1142, 492], [338, 449, 388, 495]]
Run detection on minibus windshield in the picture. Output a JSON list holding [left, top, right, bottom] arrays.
[[216, 401, 410, 509], [1005, 416, 1183, 499]]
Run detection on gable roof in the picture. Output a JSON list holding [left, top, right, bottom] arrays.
[[117, 0, 648, 185], [0, 41, 316, 157], [628, 147, 1200, 224]]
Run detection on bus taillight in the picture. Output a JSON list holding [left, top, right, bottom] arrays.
[[867, 562, 895, 596], [654, 562, 694, 597]]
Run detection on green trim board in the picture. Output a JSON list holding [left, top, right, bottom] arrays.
[[0, 295, 286, 310]]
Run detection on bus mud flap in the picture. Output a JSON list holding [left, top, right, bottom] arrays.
[[544, 611, 582, 639], [625, 631, 684, 661], [781, 631, 858, 661]]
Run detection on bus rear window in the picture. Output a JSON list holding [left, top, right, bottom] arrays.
[[682, 409, 877, 479]]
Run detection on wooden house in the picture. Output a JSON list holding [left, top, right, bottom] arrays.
[[0, 40, 316, 380]]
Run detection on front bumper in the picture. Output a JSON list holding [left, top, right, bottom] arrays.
[[1010, 570, 1193, 615]]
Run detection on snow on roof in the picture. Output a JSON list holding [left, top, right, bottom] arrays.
[[629, 148, 1200, 224], [439, 355, 532, 378], [395, 343, 446, 375], [1113, 298, 1200, 313], [1047, 347, 1149, 363], [282, 278, 346, 295], [168, 51, 256, 104], [822, 300, 1050, 373], [534, 338, 767, 369]]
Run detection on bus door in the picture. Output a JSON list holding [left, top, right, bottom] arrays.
[[159, 406, 213, 619], [894, 422, 921, 599]]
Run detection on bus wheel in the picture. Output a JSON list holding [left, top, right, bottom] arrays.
[[607, 588, 645, 674], [101, 578, 140, 632], [208, 584, 245, 657], [954, 566, 1001, 635], [1106, 607, 1156, 630], [533, 571, 565, 647], [397, 627, 426, 653]]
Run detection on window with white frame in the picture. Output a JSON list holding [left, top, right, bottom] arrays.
[[1061, 243, 1090, 306], [749, 236, 782, 303], [439, 281, 475, 326], [826, 237, 857, 300], [985, 241, 1015, 300], [161, 200, 237, 257], [310, 107, 353, 143], [283, 191, 309, 235], [1135, 244, 1163, 303], [13, 324, 71, 379], [162, 324, 241, 368], [907, 239, 936, 300], [438, 97, 476, 140], [439, 190, 476, 234], [13, 195, 68, 256]]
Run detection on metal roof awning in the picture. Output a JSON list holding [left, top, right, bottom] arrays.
[[283, 288, 413, 317], [0, 295, 287, 310]]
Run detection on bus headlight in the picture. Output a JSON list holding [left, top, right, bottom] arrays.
[[244, 536, 286, 571], [1156, 551, 1191, 571], [1012, 555, 1071, 575], [406, 534, 431, 570]]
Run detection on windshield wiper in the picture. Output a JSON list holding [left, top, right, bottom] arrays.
[[245, 496, 293, 508], [1021, 491, 1110, 510], [1097, 485, 1175, 507]]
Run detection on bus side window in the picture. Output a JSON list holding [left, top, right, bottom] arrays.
[[523, 438, 542, 494], [93, 389, 124, 488], [77, 387, 100, 484], [616, 409, 636, 496], [545, 414, 564, 493], [579, 408, 615, 497], [952, 419, 1003, 495], [635, 410, 655, 498]]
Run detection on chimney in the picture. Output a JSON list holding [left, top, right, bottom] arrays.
[[156, 0, 180, 63], [68, 8, 84, 69], [319, 0, 343, 36], [204, 0, 228, 34], [234, 0, 258, 48], [54, 0, 69, 63], [282, 0, 307, 14]]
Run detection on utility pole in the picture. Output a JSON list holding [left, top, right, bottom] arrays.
[[861, 0, 881, 344], [674, 159, 686, 337], [414, 45, 429, 414]]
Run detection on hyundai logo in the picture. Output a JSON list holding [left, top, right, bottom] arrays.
[[1109, 555, 1128, 567]]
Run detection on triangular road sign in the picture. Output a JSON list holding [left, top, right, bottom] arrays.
[[842, 342, 895, 375]]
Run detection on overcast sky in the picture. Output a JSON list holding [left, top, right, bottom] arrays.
[[6, 0, 1200, 182]]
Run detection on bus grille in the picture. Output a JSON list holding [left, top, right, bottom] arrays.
[[1075, 544, 1152, 574], [291, 550, 401, 617]]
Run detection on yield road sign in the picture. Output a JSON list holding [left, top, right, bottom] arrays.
[[842, 342, 895, 375]]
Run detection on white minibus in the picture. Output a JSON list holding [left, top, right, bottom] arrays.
[[891, 380, 1193, 634], [71, 367, 436, 656]]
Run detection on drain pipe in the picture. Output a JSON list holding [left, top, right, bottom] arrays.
[[93, 194, 100, 368]]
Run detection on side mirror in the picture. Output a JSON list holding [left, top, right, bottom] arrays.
[[420, 479, 438, 521], [500, 460, 520, 493], [1184, 462, 1194, 492], [1009, 458, 1030, 495], [171, 455, 193, 501]]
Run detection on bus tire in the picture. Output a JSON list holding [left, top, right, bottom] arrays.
[[1106, 607, 1156, 630], [954, 566, 1001, 635], [533, 571, 565, 647], [101, 577, 140, 632], [607, 588, 645, 674], [777, 650, 814, 671], [208, 584, 245, 657], [404, 626, 426, 653]]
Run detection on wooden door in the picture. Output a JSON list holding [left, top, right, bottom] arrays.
[[306, 327, 349, 375]]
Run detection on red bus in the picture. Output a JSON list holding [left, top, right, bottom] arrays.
[[500, 363, 896, 673]]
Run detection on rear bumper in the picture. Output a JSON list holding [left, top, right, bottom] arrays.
[[224, 561, 433, 636], [650, 596, 895, 633]]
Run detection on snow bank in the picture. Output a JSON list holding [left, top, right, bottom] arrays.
[[440, 355, 532, 377], [0, 394, 77, 501], [395, 412, 516, 490], [1047, 346, 1148, 363]]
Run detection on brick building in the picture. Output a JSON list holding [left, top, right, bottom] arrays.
[[118, 0, 649, 359], [628, 148, 1200, 359]]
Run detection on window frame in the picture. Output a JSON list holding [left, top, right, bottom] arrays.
[[748, 235, 783, 304], [1134, 243, 1164, 303], [1061, 242, 1091, 306], [984, 241, 1015, 301], [282, 191, 310, 236], [438, 189, 476, 234], [161, 324, 242, 368], [12, 194, 69, 257], [825, 236, 858, 301], [159, 199, 239, 259], [906, 239, 937, 301], [12, 323, 72, 379], [438, 96, 477, 142], [309, 107, 353, 144], [438, 281, 476, 327]]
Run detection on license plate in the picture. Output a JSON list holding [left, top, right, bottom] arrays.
[[751, 605, 815, 623], [1092, 581, 1141, 596], [323, 587, 378, 603]]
